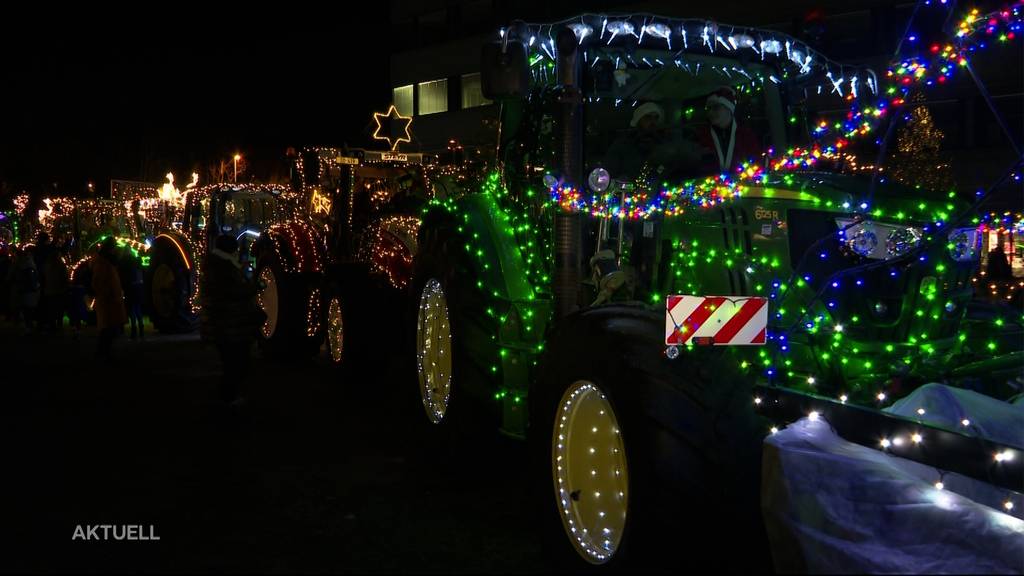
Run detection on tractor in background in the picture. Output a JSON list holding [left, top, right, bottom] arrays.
[[251, 147, 433, 362]]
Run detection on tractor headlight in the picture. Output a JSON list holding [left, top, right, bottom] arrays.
[[846, 228, 879, 258], [886, 227, 923, 258], [837, 219, 923, 260], [947, 227, 981, 262]]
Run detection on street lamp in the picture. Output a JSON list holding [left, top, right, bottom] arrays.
[[233, 154, 241, 183]]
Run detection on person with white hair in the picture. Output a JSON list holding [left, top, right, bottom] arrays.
[[603, 101, 702, 181]]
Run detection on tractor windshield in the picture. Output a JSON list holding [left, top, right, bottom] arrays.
[[582, 52, 786, 182], [218, 191, 278, 235]]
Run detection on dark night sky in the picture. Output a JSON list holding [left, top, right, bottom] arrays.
[[0, 9, 390, 193]]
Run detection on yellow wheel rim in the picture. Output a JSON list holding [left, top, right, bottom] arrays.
[[416, 278, 452, 424], [151, 264, 176, 319], [553, 381, 629, 564]]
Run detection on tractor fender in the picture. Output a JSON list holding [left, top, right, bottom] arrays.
[[420, 193, 535, 303], [151, 231, 196, 272], [535, 302, 759, 446], [361, 215, 422, 290], [258, 220, 326, 276]]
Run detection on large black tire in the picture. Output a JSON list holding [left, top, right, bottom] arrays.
[[528, 305, 772, 573], [321, 263, 389, 373], [255, 249, 323, 359], [405, 217, 504, 456], [146, 239, 197, 333]]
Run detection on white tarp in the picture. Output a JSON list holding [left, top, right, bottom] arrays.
[[885, 383, 1024, 448], [761, 384, 1024, 574]]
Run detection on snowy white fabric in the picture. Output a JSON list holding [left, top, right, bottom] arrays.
[[884, 383, 1024, 449], [762, 384, 1024, 574]]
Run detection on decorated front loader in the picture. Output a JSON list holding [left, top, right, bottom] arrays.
[[255, 144, 432, 361], [409, 9, 1023, 570]]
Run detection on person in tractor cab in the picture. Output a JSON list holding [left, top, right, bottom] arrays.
[[604, 102, 702, 182], [696, 86, 762, 174], [200, 234, 265, 408]]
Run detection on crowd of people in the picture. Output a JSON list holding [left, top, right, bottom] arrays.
[[0, 231, 264, 407], [0, 233, 146, 356]]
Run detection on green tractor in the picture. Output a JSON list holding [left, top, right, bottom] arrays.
[[408, 14, 1023, 570]]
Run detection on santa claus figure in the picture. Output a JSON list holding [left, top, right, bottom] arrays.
[[697, 86, 762, 174]]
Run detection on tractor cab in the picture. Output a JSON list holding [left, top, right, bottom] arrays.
[[184, 185, 287, 275], [480, 16, 1004, 403], [293, 147, 429, 286]]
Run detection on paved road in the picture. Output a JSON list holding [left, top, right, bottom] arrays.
[[3, 321, 546, 573], [6, 298, 1019, 573]]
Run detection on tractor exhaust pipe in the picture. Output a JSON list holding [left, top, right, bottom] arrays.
[[554, 26, 583, 319], [554, 211, 581, 318]]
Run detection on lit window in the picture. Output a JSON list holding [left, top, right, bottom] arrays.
[[392, 85, 413, 117], [418, 79, 448, 115], [461, 73, 492, 109]]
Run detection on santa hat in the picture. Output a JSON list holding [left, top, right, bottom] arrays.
[[630, 102, 664, 127], [706, 86, 736, 114]]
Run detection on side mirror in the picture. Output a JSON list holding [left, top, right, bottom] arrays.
[[588, 168, 610, 193], [481, 41, 529, 100]]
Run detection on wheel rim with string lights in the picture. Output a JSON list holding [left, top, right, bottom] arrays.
[[151, 263, 176, 320], [552, 380, 630, 565], [416, 278, 452, 424], [327, 296, 344, 363], [258, 266, 279, 339]]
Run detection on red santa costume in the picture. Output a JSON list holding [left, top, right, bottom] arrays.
[[697, 87, 762, 174]]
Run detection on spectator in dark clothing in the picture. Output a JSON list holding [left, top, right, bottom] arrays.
[[0, 248, 11, 320], [987, 245, 1013, 280], [41, 245, 69, 333], [10, 247, 40, 333], [68, 262, 90, 339], [200, 235, 265, 406], [121, 252, 145, 340], [91, 237, 127, 360], [33, 233, 56, 330]]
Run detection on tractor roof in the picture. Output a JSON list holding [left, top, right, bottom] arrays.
[[501, 14, 876, 99]]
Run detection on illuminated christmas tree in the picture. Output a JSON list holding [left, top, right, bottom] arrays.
[[888, 92, 954, 192]]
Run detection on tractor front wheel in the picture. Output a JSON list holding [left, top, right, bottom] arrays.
[[406, 220, 502, 457], [529, 306, 771, 572], [146, 239, 197, 333], [255, 250, 323, 358]]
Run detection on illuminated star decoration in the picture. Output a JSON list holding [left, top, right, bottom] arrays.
[[372, 105, 413, 151]]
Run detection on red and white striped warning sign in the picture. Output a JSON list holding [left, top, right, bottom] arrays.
[[665, 295, 768, 346]]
